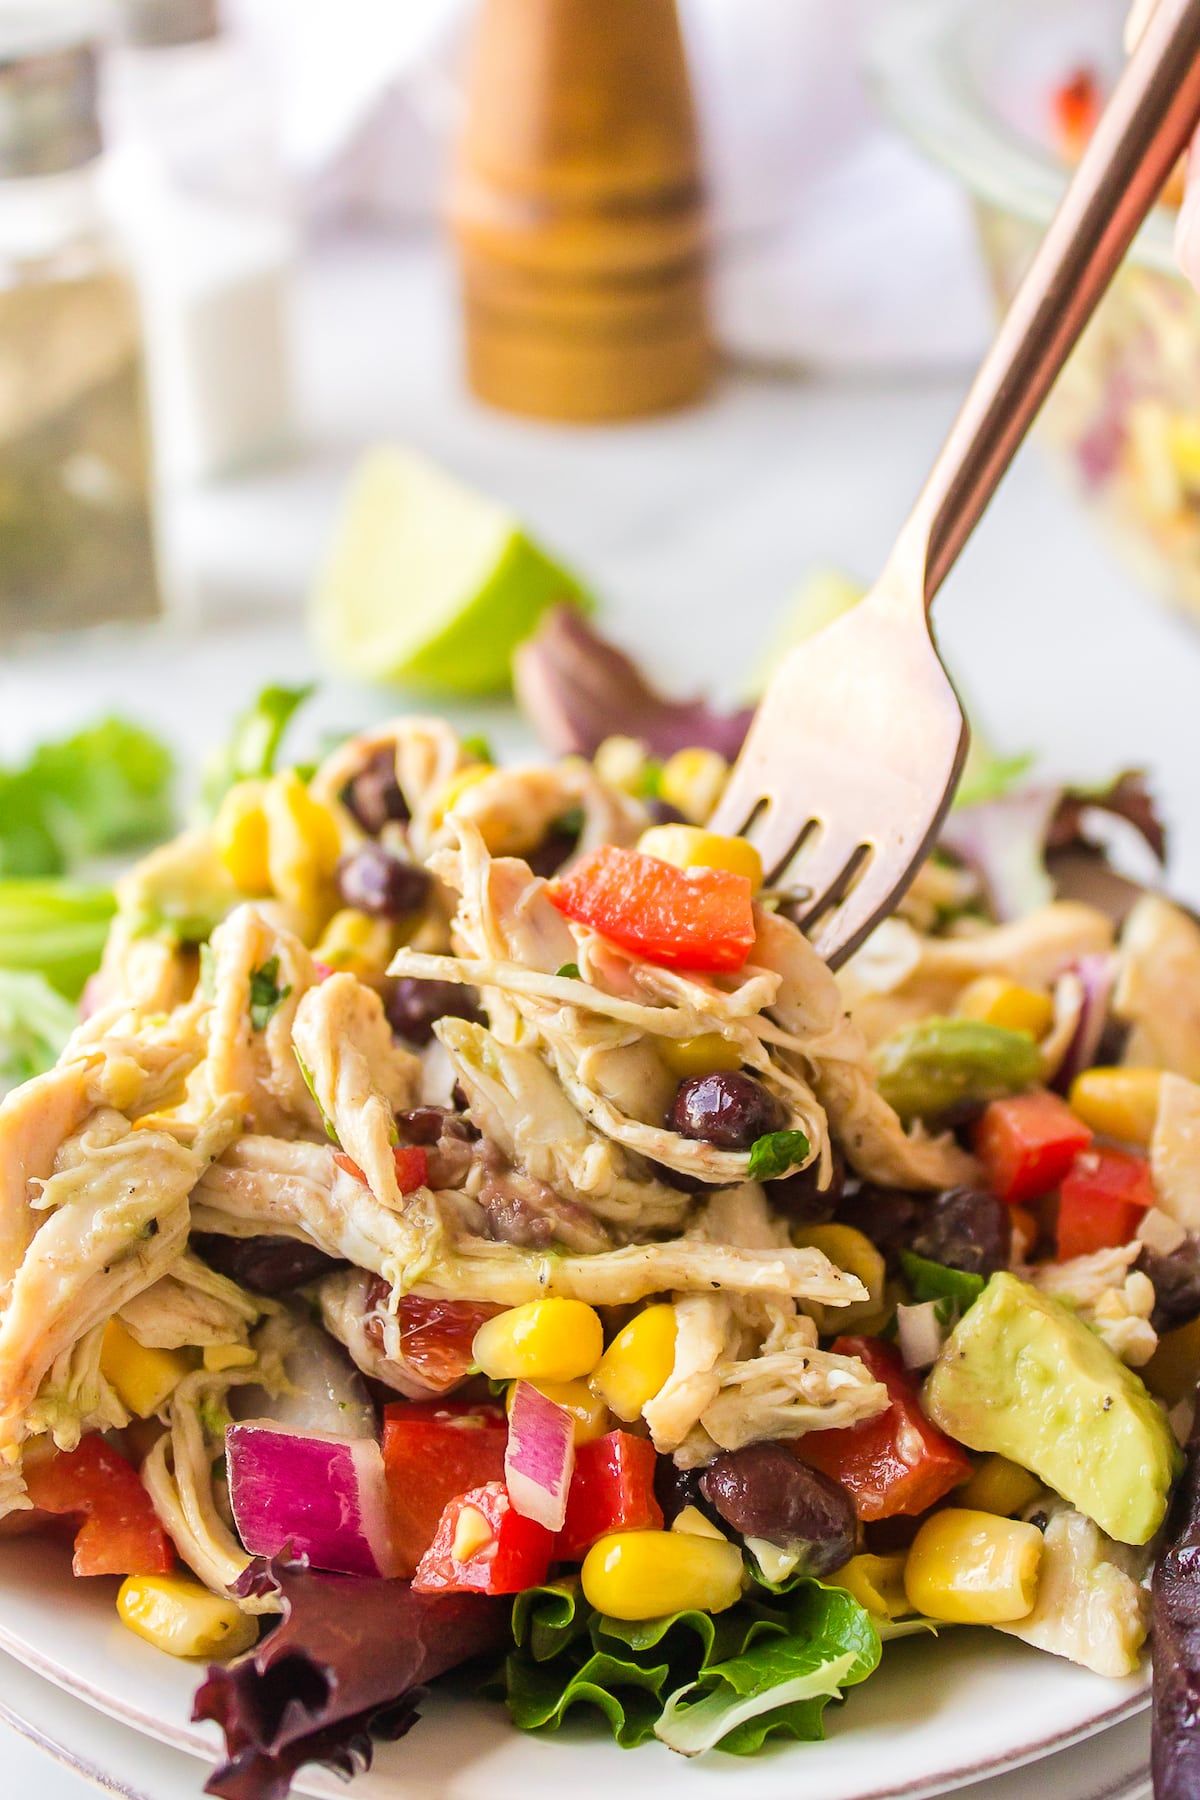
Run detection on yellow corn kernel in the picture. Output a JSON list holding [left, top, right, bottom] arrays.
[[660, 1032, 744, 1079], [659, 748, 729, 824], [792, 1223, 886, 1335], [313, 907, 395, 977], [101, 1320, 196, 1419], [828, 1552, 910, 1622], [263, 771, 343, 936], [203, 1343, 257, 1374], [637, 824, 763, 892], [213, 780, 271, 894], [118, 1575, 258, 1661], [904, 1509, 1043, 1625], [672, 1506, 728, 1541], [589, 1304, 677, 1422], [507, 1378, 611, 1445], [472, 1299, 604, 1384], [1143, 1314, 1200, 1406], [451, 1504, 494, 1563], [1168, 413, 1200, 485], [952, 1455, 1044, 1519], [594, 735, 652, 796], [1069, 1067, 1164, 1148], [581, 1530, 744, 1620], [432, 763, 494, 827], [957, 976, 1055, 1040]]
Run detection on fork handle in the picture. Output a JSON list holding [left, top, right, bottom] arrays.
[[897, 0, 1200, 608]]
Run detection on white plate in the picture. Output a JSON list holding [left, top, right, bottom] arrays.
[[0, 1539, 1149, 1800]]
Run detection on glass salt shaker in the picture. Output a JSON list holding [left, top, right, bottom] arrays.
[[0, 6, 161, 635]]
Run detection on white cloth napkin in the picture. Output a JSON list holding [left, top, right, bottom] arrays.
[[225, 0, 993, 371]]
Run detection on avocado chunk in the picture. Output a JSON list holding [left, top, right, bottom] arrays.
[[873, 1018, 1041, 1124], [924, 1272, 1181, 1546]]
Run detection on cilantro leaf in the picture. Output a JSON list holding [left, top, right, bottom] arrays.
[[201, 685, 314, 814], [249, 958, 291, 1031], [555, 962, 581, 981], [747, 1129, 810, 1182]]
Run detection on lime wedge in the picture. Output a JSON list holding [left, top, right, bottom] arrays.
[[310, 449, 593, 695], [744, 567, 865, 697]]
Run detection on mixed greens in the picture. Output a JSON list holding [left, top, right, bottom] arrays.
[[1, 627, 1199, 1800]]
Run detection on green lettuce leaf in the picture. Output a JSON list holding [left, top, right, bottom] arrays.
[[0, 969, 77, 1085], [0, 879, 116, 999], [502, 1577, 880, 1756], [201, 685, 314, 814], [0, 720, 174, 877]]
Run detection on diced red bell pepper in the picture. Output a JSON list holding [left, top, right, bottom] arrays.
[[412, 1481, 553, 1596], [556, 1429, 663, 1562], [1052, 68, 1101, 162], [382, 1400, 508, 1577], [333, 1146, 429, 1195], [548, 846, 756, 974], [22, 1435, 174, 1578], [1056, 1146, 1154, 1261], [974, 1092, 1094, 1205], [796, 1337, 971, 1521]]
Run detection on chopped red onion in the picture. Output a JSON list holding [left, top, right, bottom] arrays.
[[503, 1381, 575, 1532], [227, 1421, 400, 1579], [896, 1301, 947, 1372], [1050, 953, 1116, 1096]]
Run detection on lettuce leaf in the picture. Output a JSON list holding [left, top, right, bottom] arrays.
[[502, 1575, 880, 1756], [0, 719, 174, 877], [0, 969, 77, 1085], [201, 685, 314, 814], [0, 879, 116, 999]]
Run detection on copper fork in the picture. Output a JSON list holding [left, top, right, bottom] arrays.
[[711, 0, 1200, 968]]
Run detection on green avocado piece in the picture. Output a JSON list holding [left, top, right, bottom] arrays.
[[873, 1017, 1041, 1123], [923, 1272, 1181, 1547]]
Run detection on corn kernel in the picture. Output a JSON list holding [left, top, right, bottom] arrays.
[[1069, 1067, 1164, 1148], [213, 780, 271, 894], [202, 1344, 257, 1374], [1143, 1314, 1200, 1406], [952, 1455, 1044, 1519], [451, 1504, 494, 1562], [672, 1505, 728, 1541], [660, 1032, 744, 1079], [581, 1530, 744, 1620], [828, 1552, 910, 1622], [792, 1223, 885, 1335], [507, 1378, 611, 1445], [637, 824, 763, 892], [313, 908, 395, 977], [659, 748, 729, 824], [101, 1320, 196, 1418], [594, 736, 652, 796], [472, 1299, 604, 1384], [904, 1509, 1042, 1625], [589, 1303, 677, 1422], [957, 976, 1055, 1040], [263, 771, 342, 937], [433, 763, 494, 827], [117, 1575, 258, 1660]]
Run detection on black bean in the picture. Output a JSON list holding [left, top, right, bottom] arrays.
[[526, 820, 582, 879], [191, 1233, 345, 1295], [653, 1457, 712, 1527], [339, 745, 409, 835], [335, 844, 431, 919], [668, 1071, 783, 1150], [396, 1106, 475, 1146], [647, 799, 689, 827], [836, 1182, 921, 1272], [768, 1146, 846, 1226], [386, 976, 482, 1048], [911, 1186, 1013, 1280], [700, 1443, 856, 1576], [1138, 1239, 1200, 1335]]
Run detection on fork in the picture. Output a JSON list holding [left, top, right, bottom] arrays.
[[711, 0, 1200, 969]]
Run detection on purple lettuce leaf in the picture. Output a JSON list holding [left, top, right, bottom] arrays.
[[194, 1555, 510, 1800], [514, 608, 753, 762]]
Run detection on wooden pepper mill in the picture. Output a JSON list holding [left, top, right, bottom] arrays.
[[449, 0, 714, 422]]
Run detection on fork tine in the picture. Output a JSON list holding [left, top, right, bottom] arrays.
[[715, 775, 820, 888]]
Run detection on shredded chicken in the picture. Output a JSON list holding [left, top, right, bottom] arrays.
[[1152, 1072, 1200, 1228], [1029, 1243, 1157, 1367], [997, 1500, 1151, 1677], [1115, 895, 1200, 1079], [202, 905, 325, 1136], [437, 758, 644, 862], [119, 1252, 267, 1350]]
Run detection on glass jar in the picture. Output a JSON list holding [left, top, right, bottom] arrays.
[[0, 10, 161, 634]]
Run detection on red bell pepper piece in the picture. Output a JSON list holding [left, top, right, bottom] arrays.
[[22, 1436, 174, 1577], [1056, 1146, 1154, 1261], [974, 1091, 1093, 1205], [1052, 68, 1101, 162], [333, 1146, 429, 1194], [797, 1337, 971, 1521], [412, 1481, 553, 1595], [382, 1400, 508, 1576], [548, 846, 756, 974], [556, 1429, 663, 1562]]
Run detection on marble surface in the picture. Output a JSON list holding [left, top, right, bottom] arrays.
[[3, 232, 1195, 1799]]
